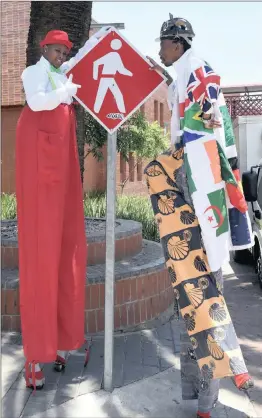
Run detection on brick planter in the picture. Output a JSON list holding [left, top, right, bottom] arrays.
[[1, 240, 173, 333], [2, 288, 20, 331], [1, 268, 172, 333], [85, 269, 172, 333], [87, 232, 142, 265], [1, 218, 143, 268]]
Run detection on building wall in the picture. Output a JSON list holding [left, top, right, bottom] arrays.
[[1, 3, 170, 195], [83, 144, 107, 193], [1, 1, 30, 193], [1, 1, 31, 107], [1, 107, 23, 193]]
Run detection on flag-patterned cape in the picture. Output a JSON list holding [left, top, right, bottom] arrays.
[[168, 49, 253, 271]]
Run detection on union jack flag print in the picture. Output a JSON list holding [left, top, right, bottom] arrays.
[[187, 64, 221, 112]]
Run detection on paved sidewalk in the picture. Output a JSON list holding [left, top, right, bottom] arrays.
[[2, 260, 262, 418]]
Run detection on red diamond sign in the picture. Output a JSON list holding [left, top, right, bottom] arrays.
[[67, 27, 166, 133]]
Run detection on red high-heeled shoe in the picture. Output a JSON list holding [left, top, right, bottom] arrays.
[[197, 412, 210, 418], [234, 373, 254, 391], [54, 354, 66, 372], [25, 362, 45, 391], [54, 340, 92, 372]]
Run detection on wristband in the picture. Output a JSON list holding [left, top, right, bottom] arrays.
[[162, 70, 173, 86]]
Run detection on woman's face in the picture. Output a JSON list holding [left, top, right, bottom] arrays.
[[43, 44, 69, 68]]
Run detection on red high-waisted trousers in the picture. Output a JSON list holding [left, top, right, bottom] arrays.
[[15, 104, 87, 363]]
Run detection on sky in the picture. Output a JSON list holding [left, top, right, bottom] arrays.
[[92, 1, 262, 87]]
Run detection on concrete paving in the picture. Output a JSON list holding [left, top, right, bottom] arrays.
[[2, 260, 262, 418]]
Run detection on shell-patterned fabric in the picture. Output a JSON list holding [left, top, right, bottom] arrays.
[[144, 147, 248, 382]]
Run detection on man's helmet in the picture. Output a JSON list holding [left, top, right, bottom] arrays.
[[156, 14, 195, 45]]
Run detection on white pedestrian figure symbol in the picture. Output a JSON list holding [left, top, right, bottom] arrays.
[[93, 38, 133, 114]]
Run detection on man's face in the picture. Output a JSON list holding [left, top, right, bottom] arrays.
[[159, 39, 183, 67], [43, 44, 69, 68]]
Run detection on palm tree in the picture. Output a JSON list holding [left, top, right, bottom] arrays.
[[26, 1, 93, 182]]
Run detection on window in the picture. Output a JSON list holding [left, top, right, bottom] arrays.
[[160, 102, 164, 127], [129, 152, 135, 182], [140, 104, 145, 115], [154, 100, 159, 121], [120, 153, 126, 183], [137, 157, 143, 181]]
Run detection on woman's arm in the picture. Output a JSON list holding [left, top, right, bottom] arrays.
[[22, 66, 69, 112]]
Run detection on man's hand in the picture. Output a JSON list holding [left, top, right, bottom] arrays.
[[146, 56, 173, 86], [146, 56, 165, 74], [202, 114, 222, 129], [204, 120, 222, 129]]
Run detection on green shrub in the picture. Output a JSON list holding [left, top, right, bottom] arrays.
[[115, 195, 159, 242], [84, 192, 159, 242], [1, 192, 159, 242], [1, 193, 17, 220]]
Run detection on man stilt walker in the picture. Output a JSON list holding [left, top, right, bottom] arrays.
[[146, 14, 254, 418]]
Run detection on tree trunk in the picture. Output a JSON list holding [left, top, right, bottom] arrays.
[[26, 1, 93, 183]]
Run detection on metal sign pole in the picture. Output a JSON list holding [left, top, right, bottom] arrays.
[[103, 131, 117, 392]]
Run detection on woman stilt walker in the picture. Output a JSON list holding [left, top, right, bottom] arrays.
[[16, 27, 110, 390]]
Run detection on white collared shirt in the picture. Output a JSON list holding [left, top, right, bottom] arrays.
[[22, 27, 110, 112]]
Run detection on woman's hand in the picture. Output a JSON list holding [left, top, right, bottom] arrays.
[[65, 74, 81, 96]]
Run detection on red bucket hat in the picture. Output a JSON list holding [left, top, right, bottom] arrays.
[[40, 30, 73, 49]]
